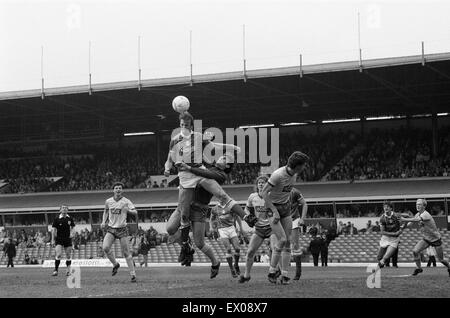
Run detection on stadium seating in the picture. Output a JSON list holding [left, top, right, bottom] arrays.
[[328, 229, 450, 263], [2, 229, 450, 265]]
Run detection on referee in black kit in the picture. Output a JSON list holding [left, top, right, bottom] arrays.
[[51, 204, 75, 276]]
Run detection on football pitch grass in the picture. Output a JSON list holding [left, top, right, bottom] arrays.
[[1, 265, 449, 298]]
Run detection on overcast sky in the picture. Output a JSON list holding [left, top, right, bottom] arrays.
[[1, 0, 450, 92]]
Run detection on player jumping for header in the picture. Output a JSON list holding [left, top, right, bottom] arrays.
[[164, 111, 250, 265]]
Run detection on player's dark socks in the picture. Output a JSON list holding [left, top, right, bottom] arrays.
[[131, 275, 137, 283], [66, 260, 71, 267], [233, 253, 240, 274], [226, 257, 233, 270], [55, 259, 61, 271], [180, 226, 190, 243], [238, 275, 251, 283], [412, 268, 423, 276]]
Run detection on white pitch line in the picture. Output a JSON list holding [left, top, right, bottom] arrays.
[[386, 274, 412, 278], [72, 283, 205, 298]]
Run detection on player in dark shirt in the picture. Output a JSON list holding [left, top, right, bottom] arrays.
[[51, 204, 75, 276], [166, 155, 256, 278]]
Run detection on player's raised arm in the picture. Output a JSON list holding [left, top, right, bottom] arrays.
[[211, 142, 241, 154], [260, 182, 279, 223]]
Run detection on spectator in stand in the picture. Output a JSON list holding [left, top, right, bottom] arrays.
[[35, 231, 45, 248], [0, 229, 6, 244], [152, 181, 159, 188], [24, 252, 31, 264], [372, 221, 381, 233], [320, 230, 329, 266]]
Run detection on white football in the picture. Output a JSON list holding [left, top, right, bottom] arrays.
[[172, 95, 190, 113]]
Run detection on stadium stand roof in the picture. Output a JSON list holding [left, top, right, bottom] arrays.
[[1, 178, 449, 212], [1, 52, 450, 143]]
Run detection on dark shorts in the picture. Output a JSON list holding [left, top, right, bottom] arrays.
[[274, 202, 291, 219], [107, 226, 129, 240], [190, 202, 209, 223], [55, 238, 72, 248], [255, 226, 272, 239], [424, 238, 442, 247]]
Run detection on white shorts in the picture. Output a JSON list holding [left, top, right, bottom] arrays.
[[380, 236, 400, 249], [178, 166, 206, 188], [218, 226, 238, 240]]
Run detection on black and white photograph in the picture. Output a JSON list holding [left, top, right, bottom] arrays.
[[1, 0, 450, 302]]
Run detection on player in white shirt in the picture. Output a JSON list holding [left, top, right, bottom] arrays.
[[164, 111, 242, 264], [261, 151, 309, 285], [401, 198, 450, 277], [101, 182, 138, 283]]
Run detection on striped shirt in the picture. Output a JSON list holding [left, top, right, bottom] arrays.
[[267, 166, 297, 204], [105, 196, 135, 228]]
